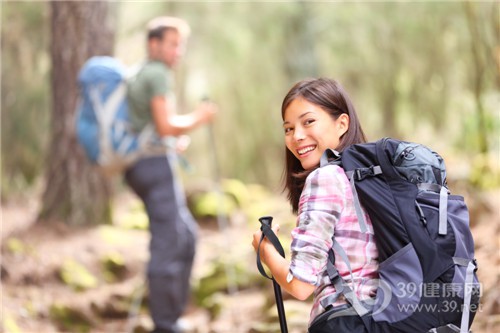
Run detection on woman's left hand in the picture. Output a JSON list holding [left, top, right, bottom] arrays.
[[252, 225, 280, 261]]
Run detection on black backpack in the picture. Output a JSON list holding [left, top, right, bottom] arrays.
[[320, 138, 480, 333]]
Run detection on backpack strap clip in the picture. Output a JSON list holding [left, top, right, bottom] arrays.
[[354, 165, 382, 181]]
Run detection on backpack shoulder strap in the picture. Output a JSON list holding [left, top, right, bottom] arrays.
[[321, 238, 371, 317], [320, 148, 341, 167], [321, 147, 382, 234]]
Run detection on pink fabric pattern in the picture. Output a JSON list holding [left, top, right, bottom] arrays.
[[289, 164, 379, 323]]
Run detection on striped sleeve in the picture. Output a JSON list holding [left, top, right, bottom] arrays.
[[289, 165, 346, 285]]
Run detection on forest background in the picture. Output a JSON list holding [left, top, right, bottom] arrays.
[[1, 1, 499, 333]]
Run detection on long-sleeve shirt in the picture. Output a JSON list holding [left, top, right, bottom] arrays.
[[289, 164, 379, 324]]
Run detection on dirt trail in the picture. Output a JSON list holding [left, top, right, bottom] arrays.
[[2, 190, 499, 333]]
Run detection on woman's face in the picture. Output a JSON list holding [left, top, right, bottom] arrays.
[[283, 97, 348, 170]]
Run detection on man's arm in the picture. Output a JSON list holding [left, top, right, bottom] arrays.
[[151, 95, 216, 137]]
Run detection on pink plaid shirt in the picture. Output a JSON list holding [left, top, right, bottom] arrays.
[[289, 164, 379, 324]]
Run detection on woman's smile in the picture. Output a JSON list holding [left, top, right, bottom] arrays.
[[297, 144, 317, 156]]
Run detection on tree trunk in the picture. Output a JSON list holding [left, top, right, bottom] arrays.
[[39, 1, 115, 226], [464, 1, 489, 155], [283, 2, 319, 81], [375, 27, 402, 140]]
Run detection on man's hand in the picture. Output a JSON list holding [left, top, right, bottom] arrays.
[[175, 135, 191, 153], [195, 100, 218, 124]]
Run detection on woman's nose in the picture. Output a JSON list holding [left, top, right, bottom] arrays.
[[293, 126, 305, 141]]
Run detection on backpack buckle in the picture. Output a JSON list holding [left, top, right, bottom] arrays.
[[354, 165, 382, 181]]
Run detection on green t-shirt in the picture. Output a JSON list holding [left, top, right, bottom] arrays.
[[126, 60, 174, 132]]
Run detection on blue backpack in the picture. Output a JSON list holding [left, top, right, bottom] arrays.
[[317, 138, 480, 333], [76, 56, 164, 175]]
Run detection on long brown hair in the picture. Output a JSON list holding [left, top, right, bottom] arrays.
[[281, 78, 367, 213]]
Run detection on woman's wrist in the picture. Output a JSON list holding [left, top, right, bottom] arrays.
[[262, 240, 277, 265]]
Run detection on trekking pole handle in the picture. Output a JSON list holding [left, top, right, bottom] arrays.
[[256, 216, 286, 280], [258, 216, 285, 258], [259, 216, 273, 229], [257, 215, 288, 333]]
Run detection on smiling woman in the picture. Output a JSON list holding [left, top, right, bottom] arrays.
[[252, 78, 377, 333], [281, 78, 367, 213]]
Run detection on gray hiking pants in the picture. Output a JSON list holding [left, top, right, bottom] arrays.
[[125, 154, 197, 333]]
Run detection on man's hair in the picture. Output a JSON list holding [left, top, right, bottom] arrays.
[[146, 16, 191, 40]]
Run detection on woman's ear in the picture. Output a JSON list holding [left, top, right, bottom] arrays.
[[337, 113, 350, 137]]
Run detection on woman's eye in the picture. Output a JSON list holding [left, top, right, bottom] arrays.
[[284, 127, 292, 134], [304, 119, 315, 126]]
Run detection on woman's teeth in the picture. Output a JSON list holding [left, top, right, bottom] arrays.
[[298, 146, 315, 155]]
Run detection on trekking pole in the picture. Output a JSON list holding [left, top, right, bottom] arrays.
[[205, 99, 238, 295], [257, 216, 288, 333], [126, 281, 146, 333]]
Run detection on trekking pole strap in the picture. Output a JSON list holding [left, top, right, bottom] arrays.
[[256, 220, 286, 280]]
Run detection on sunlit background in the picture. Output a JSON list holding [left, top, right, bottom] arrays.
[[2, 1, 498, 333]]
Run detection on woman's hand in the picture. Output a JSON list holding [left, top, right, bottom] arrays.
[[252, 224, 316, 300], [252, 224, 280, 264]]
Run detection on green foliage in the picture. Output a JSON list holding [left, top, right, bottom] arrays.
[[5, 237, 27, 254], [2, 314, 21, 333], [89, 293, 131, 320], [119, 203, 149, 230], [3, 1, 498, 198], [100, 252, 127, 283], [59, 259, 98, 292], [469, 154, 500, 190], [199, 292, 225, 320], [192, 259, 261, 310], [250, 321, 282, 333], [1, 2, 50, 196], [221, 178, 250, 206], [49, 303, 92, 333], [190, 190, 238, 218], [457, 96, 500, 154], [141, 1, 498, 189]]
